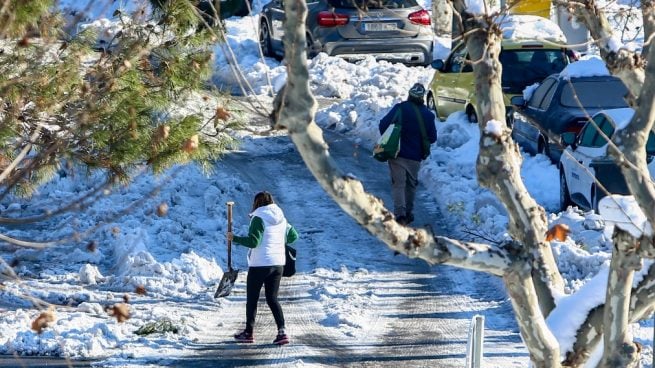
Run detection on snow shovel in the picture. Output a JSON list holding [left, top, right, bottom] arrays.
[[215, 201, 239, 298]]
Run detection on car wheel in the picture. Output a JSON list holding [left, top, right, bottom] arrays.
[[427, 93, 441, 121], [559, 169, 573, 212], [466, 106, 478, 124], [537, 136, 552, 160], [234, 0, 252, 16], [259, 20, 273, 58], [537, 137, 546, 156]]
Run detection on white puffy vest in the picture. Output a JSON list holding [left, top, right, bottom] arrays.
[[247, 204, 287, 267]]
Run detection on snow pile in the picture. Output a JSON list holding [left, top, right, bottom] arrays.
[[465, 0, 500, 15], [109, 228, 223, 296], [1, 3, 653, 365], [522, 82, 540, 101], [559, 55, 610, 80], [498, 15, 567, 43], [600, 195, 654, 238]]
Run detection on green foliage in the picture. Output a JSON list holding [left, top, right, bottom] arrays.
[[135, 318, 180, 335], [0, 0, 55, 38], [0, 1, 234, 198]]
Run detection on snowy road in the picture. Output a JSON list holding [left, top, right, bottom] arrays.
[[152, 130, 530, 367], [0, 124, 529, 368]]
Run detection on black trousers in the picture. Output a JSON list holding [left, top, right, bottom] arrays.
[[245, 265, 285, 333]]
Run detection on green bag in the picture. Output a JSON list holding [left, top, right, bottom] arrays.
[[374, 108, 402, 162]]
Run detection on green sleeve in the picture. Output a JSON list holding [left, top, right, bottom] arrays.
[[286, 225, 299, 244], [233, 216, 264, 249]]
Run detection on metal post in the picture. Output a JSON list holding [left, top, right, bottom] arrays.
[[466, 314, 485, 368]]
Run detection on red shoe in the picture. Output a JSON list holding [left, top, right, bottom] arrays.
[[273, 333, 289, 345], [234, 330, 254, 343]]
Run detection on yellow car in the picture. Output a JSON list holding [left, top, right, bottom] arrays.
[[427, 39, 575, 123]]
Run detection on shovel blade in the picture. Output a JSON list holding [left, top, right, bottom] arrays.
[[214, 270, 239, 298]]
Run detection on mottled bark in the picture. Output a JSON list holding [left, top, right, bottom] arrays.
[[505, 267, 560, 367], [431, 0, 453, 36], [600, 229, 641, 368], [277, 1, 655, 366], [451, 1, 564, 317], [564, 262, 655, 366], [277, 0, 512, 276], [642, 0, 655, 56], [610, 32, 655, 233]]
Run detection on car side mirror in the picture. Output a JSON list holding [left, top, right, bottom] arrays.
[[431, 59, 445, 72], [561, 132, 577, 147], [510, 96, 525, 107]]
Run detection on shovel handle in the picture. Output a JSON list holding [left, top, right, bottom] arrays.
[[227, 201, 234, 271]]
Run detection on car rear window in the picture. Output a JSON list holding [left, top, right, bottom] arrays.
[[560, 80, 629, 108], [327, 0, 419, 8], [500, 49, 569, 94]]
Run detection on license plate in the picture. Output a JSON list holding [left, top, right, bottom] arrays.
[[364, 22, 398, 31]]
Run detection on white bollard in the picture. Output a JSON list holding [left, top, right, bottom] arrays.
[[466, 314, 485, 368]]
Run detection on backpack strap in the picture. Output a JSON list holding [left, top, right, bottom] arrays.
[[409, 103, 430, 159], [392, 105, 403, 127]]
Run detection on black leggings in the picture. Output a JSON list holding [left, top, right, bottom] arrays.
[[245, 266, 285, 333]]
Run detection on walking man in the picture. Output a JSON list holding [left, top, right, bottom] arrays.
[[378, 83, 437, 225]]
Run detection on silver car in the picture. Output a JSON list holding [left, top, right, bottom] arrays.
[[258, 0, 434, 66]]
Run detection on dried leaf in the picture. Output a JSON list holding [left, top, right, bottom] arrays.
[[107, 303, 130, 323], [183, 135, 199, 153], [156, 202, 168, 217], [86, 240, 97, 252], [216, 107, 230, 121], [156, 125, 170, 141], [17, 36, 30, 47], [31, 308, 56, 334], [123, 294, 130, 303], [546, 224, 570, 242], [135, 285, 147, 295]]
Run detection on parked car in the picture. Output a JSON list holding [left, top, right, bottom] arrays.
[[510, 74, 629, 162], [426, 38, 574, 123], [197, 0, 252, 23], [258, 0, 434, 66], [559, 108, 655, 212]]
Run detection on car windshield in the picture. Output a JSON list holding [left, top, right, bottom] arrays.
[[560, 80, 629, 108], [327, 0, 418, 8], [500, 49, 568, 94]]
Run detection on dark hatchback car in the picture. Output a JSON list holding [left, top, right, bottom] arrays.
[[258, 0, 434, 66], [510, 74, 629, 162]]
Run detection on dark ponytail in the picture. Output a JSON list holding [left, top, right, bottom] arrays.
[[252, 191, 274, 212]]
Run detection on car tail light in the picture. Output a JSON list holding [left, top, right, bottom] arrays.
[[317, 11, 349, 27], [565, 120, 587, 135], [408, 10, 431, 26]]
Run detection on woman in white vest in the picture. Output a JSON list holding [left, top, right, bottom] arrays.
[[228, 191, 298, 345]]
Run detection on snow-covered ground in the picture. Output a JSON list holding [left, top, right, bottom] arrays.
[[0, 1, 653, 367]]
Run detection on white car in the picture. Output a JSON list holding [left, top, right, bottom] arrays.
[[559, 108, 655, 212]]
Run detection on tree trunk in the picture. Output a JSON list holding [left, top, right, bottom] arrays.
[[431, 0, 453, 36], [600, 229, 641, 368], [457, 8, 564, 316], [505, 268, 560, 367]]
